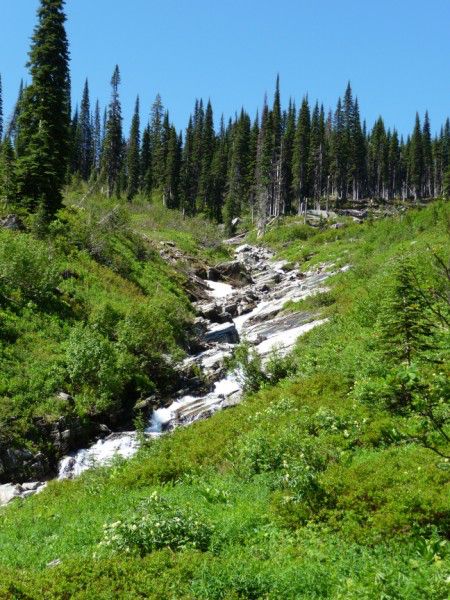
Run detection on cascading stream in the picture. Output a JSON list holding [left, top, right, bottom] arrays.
[[1, 243, 348, 504]]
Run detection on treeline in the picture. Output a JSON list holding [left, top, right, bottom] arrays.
[[0, 0, 449, 231]]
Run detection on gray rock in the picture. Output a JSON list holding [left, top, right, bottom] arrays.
[[237, 301, 256, 316], [134, 395, 161, 414], [21, 482, 41, 491], [0, 483, 22, 506], [213, 260, 253, 285], [206, 267, 220, 281], [197, 302, 231, 323], [205, 322, 239, 344], [57, 392, 74, 403], [224, 302, 239, 317]]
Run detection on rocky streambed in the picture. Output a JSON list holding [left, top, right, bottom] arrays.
[[1, 243, 345, 506]]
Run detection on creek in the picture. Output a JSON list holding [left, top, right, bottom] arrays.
[[1, 243, 343, 505]]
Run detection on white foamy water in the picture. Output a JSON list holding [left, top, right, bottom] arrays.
[[206, 280, 234, 298], [213, 374, 240, 397], [256, 319, 328, 357], [58, 433, 140, 479]]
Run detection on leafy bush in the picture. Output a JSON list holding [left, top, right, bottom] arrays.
[[0, 229, 60, 306], [64, 324, 125, 413], [98, 492, 213, 556], [226, 342, 296, 393]]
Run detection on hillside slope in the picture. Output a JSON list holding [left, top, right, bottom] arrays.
[[0, 194, 227, 481], [0, 201, 449, 599]]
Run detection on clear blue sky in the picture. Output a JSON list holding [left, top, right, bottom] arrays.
[[2, 0, 449, 137]]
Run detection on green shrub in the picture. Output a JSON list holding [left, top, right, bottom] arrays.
[[98, 492, 213, 556], [64, 324, 125, 413], [0, 230, 60, 306]]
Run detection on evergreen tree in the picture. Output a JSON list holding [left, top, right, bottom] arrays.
[[223, 110, 250, 233], [443, 164, 450, 199], [381, 261, 435, 368], [308, 102, 324, 203], [208, 115, 229, 221], [409, 113, 424, 200], [191, 99, 205, 211], [281, 99, 296, 213], [5, 80, 24, 148], [330, 97, 348, 203], [422, 111, 433, 197], [0, 138, 17, 202], [126, 96, 140, 201], [350, 97, 366, 199], [149, 94, 164, 188], [162, 125, 181, 209], [368, 118, 388, 199], [102, 107, 107, 146], [91, 99, 101, 173], [78, 78, 93, 180], [272, 75, 282, 151], [388, 129, 401, 199], [292, 96, 310, 212], [180, 116, 196, 215], [255, 97, 273, 234], [70, 104, 81, 175], [271, 75, 283, 216], [197, 100, 215, 213], [15, 0, 70, 216], [140, 124, 152, 195], [246, 113, 260, 220], [102, 65, 123, 197]]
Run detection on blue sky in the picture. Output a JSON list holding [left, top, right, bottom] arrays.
[[1, 0, 449, 137]]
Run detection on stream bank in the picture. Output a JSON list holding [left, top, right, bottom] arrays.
[[1, 243, 344, 506]]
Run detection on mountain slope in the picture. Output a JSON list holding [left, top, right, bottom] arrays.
[[0, 201, 449, 599]]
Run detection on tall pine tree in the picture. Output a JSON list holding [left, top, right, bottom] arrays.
[[409, 113, 424, 200], [78, 78, 93, 180], [292, 96, 310, 212], [102, 65, 123, 197], [126, 96, 140, 201], [15, 0, 70, 216]]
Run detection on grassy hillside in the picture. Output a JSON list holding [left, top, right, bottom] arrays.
[[0, 201, 449, 598], [0, 191, 227, 477]]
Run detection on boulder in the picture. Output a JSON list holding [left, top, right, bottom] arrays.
[[57, 392, 74, 404], [21, 481, 41, 492], [134, 396, 159, 413], [206, 267, 220, 281], [213, 260, 253, 285], [197, 302, 232, 323], [237, 301, 256, 316], [0, 483, 22, 506], [205, 322, 239, 344], [223, 302, 239, 317]]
